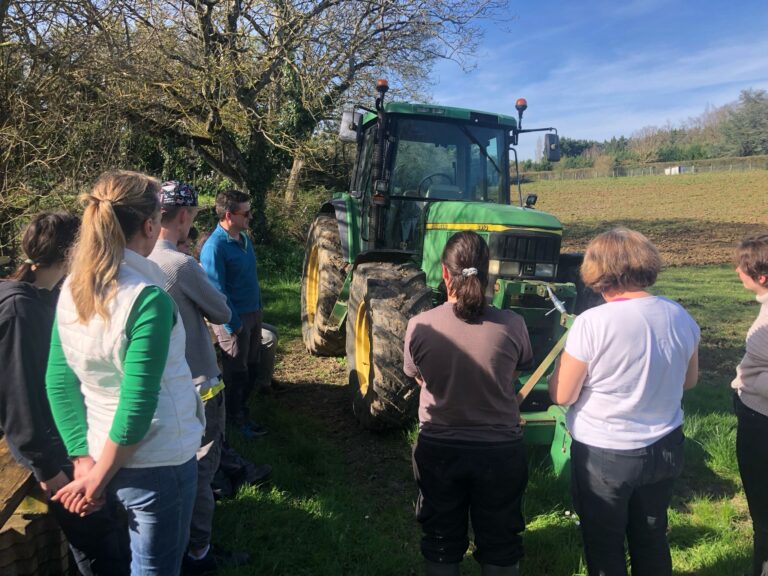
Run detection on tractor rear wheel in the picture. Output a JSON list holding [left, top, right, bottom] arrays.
[[301, 214, 350, 355], [346, 262, 433, 429]]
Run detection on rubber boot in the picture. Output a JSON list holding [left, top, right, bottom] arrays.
[[424, 560, 460, 576], [480, 563, 519, 576]]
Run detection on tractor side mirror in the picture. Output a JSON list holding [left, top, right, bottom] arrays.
[[544, 133, 561, 162], [339, 109, 362, 143]]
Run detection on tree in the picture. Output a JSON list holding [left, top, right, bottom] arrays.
[[3, 0, 507, 239], [629, 126, 665, 163], [722, 89, 768, 157]]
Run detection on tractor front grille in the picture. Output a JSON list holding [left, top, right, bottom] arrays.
[[489, 231, 561, 264]]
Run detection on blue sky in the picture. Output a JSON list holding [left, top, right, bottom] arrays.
[[429, 0, 768, 159]]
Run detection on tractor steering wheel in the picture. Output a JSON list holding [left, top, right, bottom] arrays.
[[417, 172, 454, 197]]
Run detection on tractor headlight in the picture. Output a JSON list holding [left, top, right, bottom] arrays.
[[489, 259, 520, 277], [535, 263, 555, 278]]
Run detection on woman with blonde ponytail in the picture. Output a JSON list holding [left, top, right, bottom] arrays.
[[404, 231, 534, 576], [46, 171, 204, 576]]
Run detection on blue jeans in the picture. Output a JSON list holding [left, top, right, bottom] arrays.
[[571, 427, 684, 576], [109, 458, 197, 575]]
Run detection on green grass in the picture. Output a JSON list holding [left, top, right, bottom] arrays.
[[214, 264, 758, 575]]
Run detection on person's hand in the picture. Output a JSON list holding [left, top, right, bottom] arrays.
[[72, 455, 96, 480], [52, 470, 106, 516], [39, 471, 70, 500]]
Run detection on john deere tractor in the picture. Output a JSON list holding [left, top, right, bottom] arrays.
[[301, 80, 593, 474]]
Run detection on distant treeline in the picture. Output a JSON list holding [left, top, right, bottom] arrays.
[[523, 89, 768, 172]]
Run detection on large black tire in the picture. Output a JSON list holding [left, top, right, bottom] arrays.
[[301, 214, 350, 355], [346, 262, 433, 429]]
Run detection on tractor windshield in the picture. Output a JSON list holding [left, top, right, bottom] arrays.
[[389, 117, 507, 204]]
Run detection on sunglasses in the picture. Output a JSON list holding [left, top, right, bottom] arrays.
[[230, 210, 251, 218]]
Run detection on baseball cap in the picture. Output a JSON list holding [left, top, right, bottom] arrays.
[[159, 181, 198, 208]]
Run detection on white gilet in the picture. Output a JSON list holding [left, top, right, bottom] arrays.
[[56, 249, 204, 467]]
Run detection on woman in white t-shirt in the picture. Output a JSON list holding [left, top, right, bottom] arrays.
[[549, 228, 699, 576]]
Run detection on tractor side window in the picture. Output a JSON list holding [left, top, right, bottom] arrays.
[[391, 140, 457, 199], [353, 125, 377, 197], [468, 132, 502, 202]]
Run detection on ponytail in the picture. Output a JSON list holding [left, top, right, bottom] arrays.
[[68, 171, 160, 323], [441, 231, 489, 321]]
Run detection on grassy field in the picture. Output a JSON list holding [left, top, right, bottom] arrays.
[[214, 171, 768, 575]]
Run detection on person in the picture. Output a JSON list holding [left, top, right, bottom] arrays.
[[549, 228, 700, 576], [148, 180, 262, 573], [731, 234, 768, 576], [177, 225, 198, 256], [0, 212, 129, 576], [46, 170, 205, 575], [200, 189, 267, 437], [404, 231, 534, 576], [193, 229, 274, 500]]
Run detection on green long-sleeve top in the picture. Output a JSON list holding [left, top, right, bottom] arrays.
[[45, 286, 175, 457]]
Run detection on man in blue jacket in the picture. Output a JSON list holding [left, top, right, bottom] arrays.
[[200, 189, 267, 438]]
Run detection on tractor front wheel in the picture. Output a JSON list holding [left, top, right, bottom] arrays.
[[301, 214, 349, 355], [346, 262, 433, 429]]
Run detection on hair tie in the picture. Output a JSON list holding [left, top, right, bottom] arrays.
[[23, 258, 36, 265], [461, 267, 478, 277]]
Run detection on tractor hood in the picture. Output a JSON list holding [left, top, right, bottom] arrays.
[[424, 201, 563, 233]]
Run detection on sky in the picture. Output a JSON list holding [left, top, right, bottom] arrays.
[[429, 0, 768, 160]]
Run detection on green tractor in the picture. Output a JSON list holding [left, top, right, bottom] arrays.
[[301, 80, 593, 474]]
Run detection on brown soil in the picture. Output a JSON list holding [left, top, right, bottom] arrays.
[[561, 221, 767, 266]]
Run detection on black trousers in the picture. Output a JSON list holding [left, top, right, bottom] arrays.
[[570, 427, 684, 576], [735, 394, 768, 576], [412, 434, 528, 566], [50, 493, 130, 576]]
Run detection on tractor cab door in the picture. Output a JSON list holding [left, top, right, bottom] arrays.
[[351, 123, 378, 245]]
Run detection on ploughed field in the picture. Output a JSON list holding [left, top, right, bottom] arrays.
[[215, 171, 768, 575], [532, 171, 768, 265]]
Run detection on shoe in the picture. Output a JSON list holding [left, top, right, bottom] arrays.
[[230, 463, 272, 494], [183, 546, 250, 575], [242, 462, 272, 485], [240, 421, 269, 438], [211, 470, 234, 501]]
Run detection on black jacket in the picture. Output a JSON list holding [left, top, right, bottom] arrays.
[[0, 280, 68, 481]]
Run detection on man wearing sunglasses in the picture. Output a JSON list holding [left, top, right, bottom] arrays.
[[200, 190, 268, 439]]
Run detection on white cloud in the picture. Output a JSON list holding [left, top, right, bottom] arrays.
[[430, 35, 768, 159]]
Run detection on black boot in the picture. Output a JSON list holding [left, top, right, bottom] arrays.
[[480, 563, 519, 576], [424, 560, 460, 576]]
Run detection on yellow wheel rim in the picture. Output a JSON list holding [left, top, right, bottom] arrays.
[[306, 245, 319, 323], [354, 300, 372, 396]]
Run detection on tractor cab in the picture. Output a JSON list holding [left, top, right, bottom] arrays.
[[340, 81, 560, 256]]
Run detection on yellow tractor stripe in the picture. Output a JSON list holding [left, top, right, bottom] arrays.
[[425, 223, 563, 235]]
